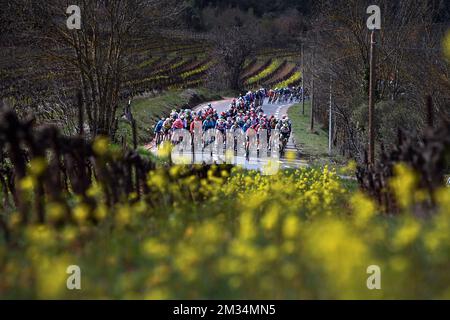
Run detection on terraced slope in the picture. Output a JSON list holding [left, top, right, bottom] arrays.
[[242, 58, 302, 89], [1, 36, 303, 105], [246, 59, 284, 86], [240, 59, 272, 82]]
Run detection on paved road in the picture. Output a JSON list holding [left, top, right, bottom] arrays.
[[151, 98, 308, 172], [195, 98, 292, 119]]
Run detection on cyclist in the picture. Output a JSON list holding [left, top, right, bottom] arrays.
[[215, 118, 226, 135], [152, 87, 296, 156], [280, 123, 291, 155], [172, 117, 184, 130], [154, 118, 164, 145], [162, 118, 173, 142]]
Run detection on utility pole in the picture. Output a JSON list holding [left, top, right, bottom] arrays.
[[301, 43, 305, 116], [368, 30, 376, 164], [328, 74, 332, 155], [310, 47, 315, 132], [366, 4, 380, 164]]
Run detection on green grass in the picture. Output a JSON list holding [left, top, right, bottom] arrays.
[[288, 102, 346, 165], [288, 102, 328, 156], [115, 88, 236, 146]]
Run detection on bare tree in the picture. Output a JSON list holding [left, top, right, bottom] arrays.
[[309, 0, 450, 159], [205, 7, 265, 91], [14, 0, 186, 137]]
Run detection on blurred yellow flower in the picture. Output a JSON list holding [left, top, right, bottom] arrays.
[[142, 239, 169, 258], [61, 226, 78, 244], [389, 256, 408, 273], [93, 136, 110, 156], [25, 225, 56, 247], [351, 192, 376, 227], [19, 176, 35, 191], [285, 150, 296, 161], [392, 219, 421, 250], [261, 205, 279, 231], [47, 202, 66, 223], [73, 203, 90, 224], [115, 205, 132, 227], [390, 163, 418, 209], [145, 288, 170, 300], [86, 184, 102, 198], [4, 162, 450, 299], [148, 171, 167, 190], [94, 204, 108, 221], [157, 141, 172, 158], [29, 157, 48, 177], [8, 212, 22, 229], [239, 211, 256, 240], [282, 215, 300, 239], [35, 256, 71, 299]]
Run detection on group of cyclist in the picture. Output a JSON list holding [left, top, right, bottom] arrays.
[[268, 87, 303, 104], [153, 86, 301, 156]]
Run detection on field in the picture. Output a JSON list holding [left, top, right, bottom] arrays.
[[287, 102, 346, 166], [125, 45, 302, 93], [0, 38, 302, 106], [1, 151, 449, 299], [0, 109, 448, 299], [288, 102, 329, 158]]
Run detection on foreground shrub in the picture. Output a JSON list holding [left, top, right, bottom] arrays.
[[1, 165, 449, 299]]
